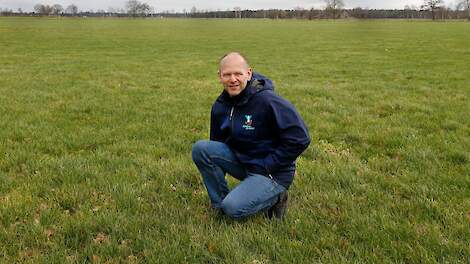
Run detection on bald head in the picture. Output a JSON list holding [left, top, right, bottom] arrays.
[[219, 52, 250, 72], [218, 52, 253, 97]]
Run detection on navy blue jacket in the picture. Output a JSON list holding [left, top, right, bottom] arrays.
[[210, 72, 310, 188]]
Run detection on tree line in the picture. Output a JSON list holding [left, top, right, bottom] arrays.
[[0, 0, 152, 17], [1, 0, 469, 20]]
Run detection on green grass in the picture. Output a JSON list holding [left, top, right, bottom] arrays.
[[0, 17, 469, 263]]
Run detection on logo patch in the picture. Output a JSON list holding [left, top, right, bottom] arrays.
[[243, 115, 255, 130]]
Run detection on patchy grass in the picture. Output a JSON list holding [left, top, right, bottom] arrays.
[[0, 17, 469, 263]]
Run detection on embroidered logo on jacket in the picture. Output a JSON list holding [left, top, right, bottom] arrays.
[[243, 115, 255, 130]]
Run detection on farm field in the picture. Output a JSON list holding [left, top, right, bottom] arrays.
[[0, 17, 469, 263]]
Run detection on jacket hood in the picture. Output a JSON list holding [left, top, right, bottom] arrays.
[[217, 72, 275, 105], [249, 72, 275, 92]]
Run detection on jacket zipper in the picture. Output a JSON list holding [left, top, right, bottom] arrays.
[[229, 106, 234, 121], [229, 106, 235, 139]]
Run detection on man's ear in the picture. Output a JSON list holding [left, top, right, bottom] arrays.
[[247, 68, 253, 79], [217, 70, 224, 84]]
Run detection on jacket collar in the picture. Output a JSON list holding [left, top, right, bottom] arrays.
[[216, 73, 272, 106]]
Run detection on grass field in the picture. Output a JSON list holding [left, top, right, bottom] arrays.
[[0, 17, 469, 263]]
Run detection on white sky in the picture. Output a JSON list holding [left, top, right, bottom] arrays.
[[0, 0, 458, 12]]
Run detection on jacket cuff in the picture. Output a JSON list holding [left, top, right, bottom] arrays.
[[262, 155, 277, 174]]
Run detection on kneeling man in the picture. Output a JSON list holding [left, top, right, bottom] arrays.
[[192, 52, 310, 219]]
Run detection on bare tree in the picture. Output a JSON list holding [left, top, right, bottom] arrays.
[[51, 4, 63, 16], [125, 0, 151, 17], [422, 0, 444, 20], [65, 4, 78, 15], [294, 6, 302, 18], [34, 4, 45, 15], [308, 8, 319, 20], [0, 8, 13, 16], [456, 0, 470, 20], [404, 5, 413, 18], [325, 0, 345, 19], [234, 6, 242, 18], [34, 4, 54, 15]]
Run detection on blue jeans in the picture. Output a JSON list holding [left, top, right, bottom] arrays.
[[192, 140, 286, 219]]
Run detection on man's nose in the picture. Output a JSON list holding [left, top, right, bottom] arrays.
[[229, 74, 237, 82]]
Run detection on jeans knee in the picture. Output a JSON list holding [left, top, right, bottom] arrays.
[[221, 199, 245, 219], [192, 140, 210, 163]]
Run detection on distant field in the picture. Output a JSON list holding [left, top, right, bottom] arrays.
[[0, 17, 469, 263]]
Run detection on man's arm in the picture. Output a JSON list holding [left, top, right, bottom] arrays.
[[210, 105, 222, 142], [262, 96, 311, 174]]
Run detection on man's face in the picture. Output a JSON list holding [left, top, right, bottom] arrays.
[[218, 55, 252, 97]]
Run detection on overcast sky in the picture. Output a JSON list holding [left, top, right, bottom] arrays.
[[0, 0, 457, 12]]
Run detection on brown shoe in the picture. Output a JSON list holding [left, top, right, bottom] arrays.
[[265, 191, 288, 219]]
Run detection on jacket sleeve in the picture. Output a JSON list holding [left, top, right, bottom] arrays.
[[210, 105, 222, 142], [261, 96, 311, 174]]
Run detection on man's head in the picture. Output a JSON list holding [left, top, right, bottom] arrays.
[[218, 52, 253, 97]]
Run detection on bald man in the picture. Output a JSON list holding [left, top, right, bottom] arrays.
[[192, 52, 310, 219]]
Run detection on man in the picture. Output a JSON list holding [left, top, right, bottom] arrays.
[[192, 52, 310, 219]]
